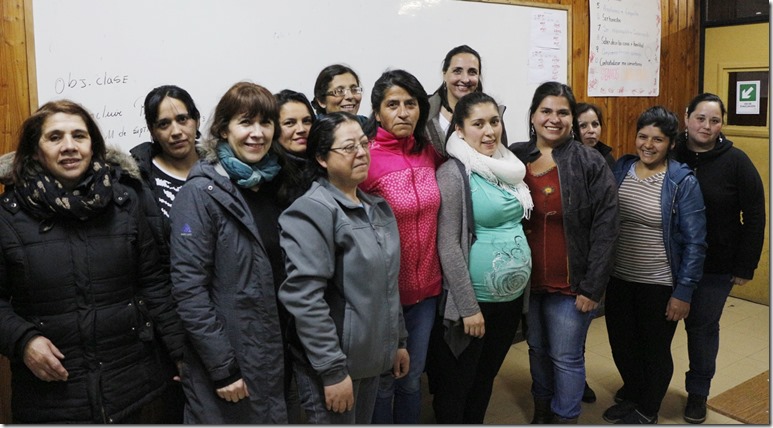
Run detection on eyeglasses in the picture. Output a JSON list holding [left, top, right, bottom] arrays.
[[155, 114, 193, 130], [325, 86, 364, 98], [329, 140, 370, 155]]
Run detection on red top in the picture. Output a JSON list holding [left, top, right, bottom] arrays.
[[523, 165, 574, 295]]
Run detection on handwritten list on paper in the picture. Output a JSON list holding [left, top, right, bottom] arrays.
[[587, 0, 661, 97], [529, 9, 567, 84]]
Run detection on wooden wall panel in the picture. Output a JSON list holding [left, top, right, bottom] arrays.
[[0, 0, 29, 420], [562, 0, 700, 157], [1, 0, 30, 159], [0, 0, 701, 423]]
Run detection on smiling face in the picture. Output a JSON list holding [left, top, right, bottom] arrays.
[[151, 96, 199, 161], [635, 124, 673, 170], [577, 109, 602, 147], [531, 95, 573, 147], [320, 72, 362, 114], [317, 120, 370, 191], [457, 102, 501, 157], [34, 113, 94, 190], [685, 100, 723, 151], [375, 85, 419, 139], [221, 112, 275, 164], [443, 53, 480, 105], [278, 101, 313, 154]]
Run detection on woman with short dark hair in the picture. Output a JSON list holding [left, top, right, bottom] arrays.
[[311, 64, 367, 126], [279, 112, 407, 424], [603, 106, 707, 424]]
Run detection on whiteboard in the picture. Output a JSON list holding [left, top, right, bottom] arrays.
[[31, 0, 568, 153]]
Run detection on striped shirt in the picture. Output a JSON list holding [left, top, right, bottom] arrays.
[[151, 159, 186, 218], [613, 165, 672, 286]]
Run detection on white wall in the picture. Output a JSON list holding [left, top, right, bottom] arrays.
[[32, 0, 568, 152]]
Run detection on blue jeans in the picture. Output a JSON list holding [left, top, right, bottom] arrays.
[[684, 273, 733, 397], [294, 362, 379, 424], [371, 296, 437, 424], [527, 292, 595, 419]]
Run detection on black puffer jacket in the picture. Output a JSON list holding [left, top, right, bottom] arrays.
[[129, 141, 169, 239], [0, 149, 185, 423]]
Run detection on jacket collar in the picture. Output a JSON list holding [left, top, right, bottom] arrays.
[[614, 154, 693, 184], [373, 127, 416, 154], [317, 177, 379, 210]]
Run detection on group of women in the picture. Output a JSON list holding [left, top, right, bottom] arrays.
[[0, 42, 764, 425]]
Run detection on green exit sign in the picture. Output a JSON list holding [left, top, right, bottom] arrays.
[[736, 81, 761, 115], [739, 83, 757, 102]]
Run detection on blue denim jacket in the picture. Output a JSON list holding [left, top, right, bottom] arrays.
[[612, 155, 707, 302]]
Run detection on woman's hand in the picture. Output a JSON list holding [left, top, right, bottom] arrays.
[[324, 375, 354, 413], [173, 360, 184, 382], [575, 295, 599, 313], [23, 336, 69, 382], [665, 297, 690, 321], [731, 276, 751, 286], [216, 378, 249, 403], [463, 312, 485, 338], [392, 348, 410, 379]]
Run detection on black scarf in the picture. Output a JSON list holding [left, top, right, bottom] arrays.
[[14, 160, 114, 221]]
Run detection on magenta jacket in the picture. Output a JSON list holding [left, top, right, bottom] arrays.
[[360, 127, 443, 305]]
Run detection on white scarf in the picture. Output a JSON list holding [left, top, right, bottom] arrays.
[[446, 131, 533, 219]]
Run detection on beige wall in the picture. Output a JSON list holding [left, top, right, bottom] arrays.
[[703, 22, 770, 304]]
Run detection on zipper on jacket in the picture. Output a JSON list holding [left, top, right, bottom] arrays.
[[664, 181, 680, 283]]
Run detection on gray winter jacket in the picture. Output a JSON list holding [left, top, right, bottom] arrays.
[[278, 178, 407, 386], [169, 140, 286, 423]]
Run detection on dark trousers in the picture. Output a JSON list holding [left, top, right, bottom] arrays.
[[683, 273, 733, 397], [139, 381, 185, 423], [427, 297, 523, 423], [605, 277, 678, 416], [293, 361, 379, 424]]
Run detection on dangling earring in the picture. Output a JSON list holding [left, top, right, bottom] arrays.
[[570, 130, 576, 140], [529, 124, 536, 137]]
